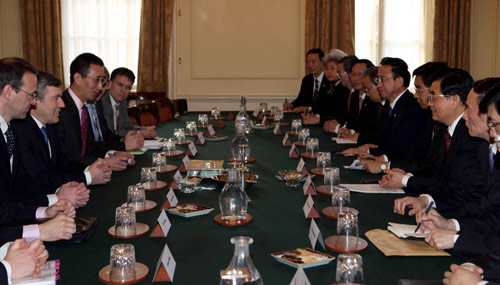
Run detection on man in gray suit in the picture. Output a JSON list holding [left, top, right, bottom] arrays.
[[99, 68, 157, 138]]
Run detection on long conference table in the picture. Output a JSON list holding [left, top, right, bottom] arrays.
[[47, 112, 460, 284]]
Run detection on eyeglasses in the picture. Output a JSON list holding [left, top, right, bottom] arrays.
[[427, 94, 452, 103], [337, 71, 347, 77], [412, 86, 431, 94], [363, 85, 376, 94], [86, 75, 108, 87], [488, 121, 500, 132], [12, 86, 38, 99], [374, 76, 394, 84]]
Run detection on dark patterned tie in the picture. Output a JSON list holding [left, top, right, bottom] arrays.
[[81, 105, 88, 157], [40, 126, 49, 145], [5, 125, 14, 158], [115, 105, 120, 131], [444, 131, 452, 154]]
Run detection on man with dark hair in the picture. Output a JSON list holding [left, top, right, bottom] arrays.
[[283, 48, 326, 111], [58, 53, 140, 169], [99, 67, 157, 138], [12, 71, 111, 205]]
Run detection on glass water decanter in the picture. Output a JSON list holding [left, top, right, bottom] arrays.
[[220, 236, 263, 285], [231, 125, 251, 163], [235, 96, 250, 134], [219, 169, 248, 221]]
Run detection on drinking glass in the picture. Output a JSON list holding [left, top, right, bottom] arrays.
[[270, 106, 279, 115], [291, 119, 302, 133], [316, 152, 331, 171], [114, 206, 136, 236], [332, 186, 350, 211], [211, 107, 221, 119], [306, 138, 319, 155], [162, 138, 176, 154], [198, 114, 209, 126], [336, 253, 363, 284], [173, 128, 185, 142], [298, 128, 310, 144], [127, 185, 146, 211], [152, 152, 167, 171], [110, 244, 137, 283], [140, 167, 157, 187], [324, 167, 340, 186], [259, 103, 268, 112], [186, 121, 197, 135], [273, 110, 283, 123]]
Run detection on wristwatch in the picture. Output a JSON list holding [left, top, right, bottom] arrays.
[[380, 163, 387, 171]]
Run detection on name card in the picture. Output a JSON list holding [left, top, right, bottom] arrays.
[[290, 267, 311, 285], [289, 143, 299, 159], [296, 158, 306, 172], [165, 188, 178, 208], [179, 155, 190, 172], [195, 133, 205, 145], [207, 125, 216, 136], [302, 176, 316, 195], [153, 243, 176, 282], [282, 133, 291, 146], [252, 109, 259, 117], [303, 195, 320, 219], [187, 142, 198, 156], [308, 219, 325, 250], [273, 123, 282, 135], [169, 170, 183, 189], [150, 209, 171, 237], [261, 116, 267, 126]]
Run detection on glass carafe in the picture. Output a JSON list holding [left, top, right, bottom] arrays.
[[220, 236, 263, 285], [219, 169, 248, 221], [235, 96, 250, 134], [231, 125, 251, 163]]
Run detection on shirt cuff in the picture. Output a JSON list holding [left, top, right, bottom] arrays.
[[334, 124, 340, 134], [35, 207, 47, 219], [402, 174, 413, 187], [477, 282, 488, 285], [0, 242, 12, 259], [46, 194, 58, 207], [0, 260, 12, 284], [22, 225, 41, 242], [451, 219, 460, 231], [419, 194, 435, 208], [83, 170, 92, 185], [383, 155, 388, 162], [350, 129, 355, 134]]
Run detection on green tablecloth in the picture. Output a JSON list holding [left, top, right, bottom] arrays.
[[47, 112, 458, 284]]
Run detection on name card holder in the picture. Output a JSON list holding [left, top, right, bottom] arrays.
[[303, 195, 320, 219], [302, 176, 316, 196], [195, 133, 205, 145], [153, 243, 176, 282], [289, 143, 299, 159], [150, 210, 171, 237], [308, 219, 325, 250], [178, 155, 190, 172], [186, 142, 198, 157], [161, 188, 178, 209]]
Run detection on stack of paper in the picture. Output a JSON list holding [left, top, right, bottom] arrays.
[[387, 222, 428, 238], [341, 184, 404, 194], [144, 139, 163, 149]]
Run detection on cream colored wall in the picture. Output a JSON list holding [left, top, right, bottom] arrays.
[[174, 0, 306, 111], [470, 0, 500, 80], [0, 0, 22, 58]]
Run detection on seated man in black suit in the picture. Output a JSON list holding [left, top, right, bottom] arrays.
[[443, 258, 500, 284], [99, 67, 157, 138], [358, 62, 449, 173], [58, 53, 141, 169], [0, 57, 76, 243], [342, 57, 427, 157], [12, 71, 112, 206], [0, 238, 48, 284], [283, 48, 326, 112]]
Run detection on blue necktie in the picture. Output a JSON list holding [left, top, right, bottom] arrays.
[[86, 103, 103, 141], [489, 146, 495, 173], [314, 79, 320, 100], [388, 106, 393, 117], [4, 125, 14, 158], [40, 126, 49, 145]]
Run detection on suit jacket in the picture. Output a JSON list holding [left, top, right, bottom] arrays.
[[98, 91, 139, 137], [11, 115, 86, 191], [318, 81, 351, 125], [470, 252, 500, 283], [58, 90, 125, 166], [357, 101, 388, 145], [369, 90, 427, 156], [0, 263, 6, 284], [291, 74, 314, 108], [405, 119, 486, 212], [344, 91, 381, 133]]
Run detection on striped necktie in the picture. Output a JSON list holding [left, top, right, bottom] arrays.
[[81, 105, 88, 157], [5, 125, 14, 158]]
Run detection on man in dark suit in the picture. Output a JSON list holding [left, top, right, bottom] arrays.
[[443, 259, 500, 284], [283, 48, 325, 112], [0, 58, 76, 244], [12, 71, 111, 206], [99, 67, 156, 138], [57, 53, 140, 169]]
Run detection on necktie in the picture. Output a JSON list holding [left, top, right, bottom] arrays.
[[115, 105, 120, 131], [359, 95, 364, 112], [489, 145, 496, 173], [5, 125, 14, 158], [444, 131, 452, 154], [86, 104, 103, 141], [388, 106, 393, 117], [376, 104, 383, 120], [40, 126, 49, 145], [81, 105, 88, 157]]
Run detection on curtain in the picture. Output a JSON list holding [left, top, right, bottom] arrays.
[[433, 0, 471, 70], [305, 0, 355, 56], [136, 0, 175, 93], [20, 0, 65, 85]]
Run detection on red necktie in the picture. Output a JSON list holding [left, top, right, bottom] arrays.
[[444, 131, 451, 154], [81, 105, 88, 157], [359, 95, 363, 112]]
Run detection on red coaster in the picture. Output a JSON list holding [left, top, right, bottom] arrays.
[[98, 262, 149, 284], [121, 200, 157, 213], [156, 165, 178, 173], [197, 124, 211, 128], [163, 150, 184, 157], [210, 116, 226, 120], [295, 141, 306, 147], [317, 185, 334, 195], [186, 133, 199, 137], [108, 223, 150, 239], [175, 140, 192, 145], [321, 206, 359, 219], [301, 152, 318, 159], [286, 131, 298, 136], [325, 236, 368, 253], [228, 156, 256, 163], [214, 214, 253, 226], [142, 181, 167, 191], [310, 168, 324, 176]]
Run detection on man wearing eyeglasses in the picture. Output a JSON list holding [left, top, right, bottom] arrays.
[[58, 53, 140, 170], [99, 67, 157, 138]]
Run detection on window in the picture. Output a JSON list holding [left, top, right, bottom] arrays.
[[61, 0, 142, 87], [355, 0, 434, 74]]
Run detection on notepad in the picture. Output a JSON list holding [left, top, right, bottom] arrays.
[[341, 184, 404, 194], [331, 137, 357, 144], [387, 222, 428, 238], [144, 140, 163, 149]]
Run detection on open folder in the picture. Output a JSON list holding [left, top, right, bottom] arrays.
[[365, 229, 450, 256], [387, 222, 428, 238]]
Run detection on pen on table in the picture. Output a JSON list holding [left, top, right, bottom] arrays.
[[414, 201, 434, 233]]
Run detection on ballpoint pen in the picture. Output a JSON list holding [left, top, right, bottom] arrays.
[[414, 201, 434, 233]]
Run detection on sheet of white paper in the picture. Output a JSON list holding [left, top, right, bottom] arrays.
[[341, 184, 404, 194], [144, 140, 163, 149], [331, 137, 357, 144], [343, 159, 364, 170], [387, 222, 428, 238]]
